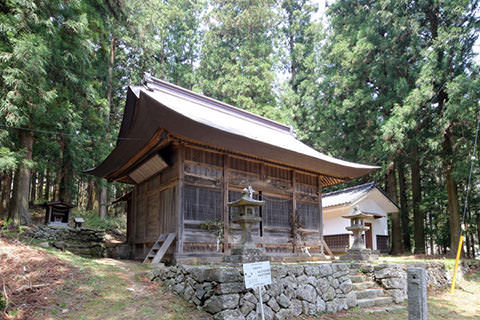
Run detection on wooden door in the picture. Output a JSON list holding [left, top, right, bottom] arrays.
[[365, 222, 373, 249]]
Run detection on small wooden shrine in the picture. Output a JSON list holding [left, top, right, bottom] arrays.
[[44, 201, 75, 227]]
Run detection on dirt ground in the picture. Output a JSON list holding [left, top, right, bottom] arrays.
[[0, 235, 211, 320], [0, 235, 87, 319]]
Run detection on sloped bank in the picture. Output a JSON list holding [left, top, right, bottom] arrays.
[[151, 261, 454, 320]]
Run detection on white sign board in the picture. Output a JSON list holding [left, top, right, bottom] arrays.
[[243, 261, 272, 289]]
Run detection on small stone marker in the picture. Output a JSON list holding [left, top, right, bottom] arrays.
[[243, 261, 271, 320], [407, 267, 427, 320]]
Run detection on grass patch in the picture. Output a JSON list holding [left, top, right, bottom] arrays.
[[27, 245, 211, 320], [73, 208, 126, 232]]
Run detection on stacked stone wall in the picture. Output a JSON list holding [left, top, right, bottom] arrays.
[[352, 262, 450, 303], [151, 263, 356, 320], [22, 225, 106, 257]]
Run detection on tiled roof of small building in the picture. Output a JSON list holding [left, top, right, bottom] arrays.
[[322, 182, 377, 208]]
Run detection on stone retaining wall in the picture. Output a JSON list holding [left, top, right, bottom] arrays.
[[352, 262, 450, 303], [151, 261, 456, 319], [22, 225, 106, 257], [151, 263, 356, 320]]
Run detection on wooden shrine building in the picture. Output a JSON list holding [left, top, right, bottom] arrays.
[[87, 75, 378, 263]]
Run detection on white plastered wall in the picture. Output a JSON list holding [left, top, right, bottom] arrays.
[[323, 189, 393, 251]]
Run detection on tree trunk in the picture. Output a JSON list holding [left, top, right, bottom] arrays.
[[387, 161, 403, 254], [411, 148, 425, 254], [428, 211, 434, 255], [30, 171, 36, 205], [465, 225, 471, 258], [9, 130, 34, 225], [58, 135, 73, 203], [0, 171, 11, 219], [44, 169, 50, 200], [98, 33, 115, 219], [54, 166, 60, 201], [99, 185, 107, 219], [37, 171, 44, 201], [86, 179, 94, 211], [476, 211, 480, 257], [397, 161, 411, 252], [443, 125, 462, 257], [114, 186, 121, 217]]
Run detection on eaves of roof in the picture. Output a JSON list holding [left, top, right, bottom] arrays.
[[86, 77, 379, 184]]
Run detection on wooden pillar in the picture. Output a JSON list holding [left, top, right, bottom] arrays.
[[131, 186, 137, 259], [317, 176, 324, 255], [176, 144, 185, 254], [292, 170, 297, 253], [222, 154, 230, 254]]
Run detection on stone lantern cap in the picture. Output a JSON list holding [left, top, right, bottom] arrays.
[[342, 211, 372, 220], [227, 188, 265, 207]]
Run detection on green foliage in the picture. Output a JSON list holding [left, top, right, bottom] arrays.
[[199, 218, 223, 251], [197, 0, 281, 120], [199, 218, 223, 239], [0, 147, 16, 171], [77, 209, 126, 231], [278, 0, 323, 137]]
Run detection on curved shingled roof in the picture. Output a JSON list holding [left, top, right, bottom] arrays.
[[86, 76, 379, 184]]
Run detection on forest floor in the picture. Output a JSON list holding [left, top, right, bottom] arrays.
[[1, 233, 479, 320], [0, 235, 212, 320]]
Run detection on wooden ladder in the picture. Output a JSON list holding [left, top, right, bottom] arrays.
[[143, 232, 176, 264], [322, 239, 335, 259]]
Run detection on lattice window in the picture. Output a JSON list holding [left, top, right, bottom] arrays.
[[376, 235, 390, 253], [184, 186, 221, 221], [265, 165, 291, 180], [295, 172, 317, 186], [263, 195, 291, 228], [185, 147, 222, 167], [229, 157, 260, 174], [297, 202, 320, 230], [324, 234, 350, 252]]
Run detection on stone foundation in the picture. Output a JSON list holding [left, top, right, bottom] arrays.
[[151, 263, 356, 320], [22, 225, 106, 257], [151, 260, 455, 319]]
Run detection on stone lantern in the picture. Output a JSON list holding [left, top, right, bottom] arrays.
[[340, 207, 378, 261], [224, 187, 269, 263]]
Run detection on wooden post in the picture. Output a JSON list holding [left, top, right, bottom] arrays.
[[223, 154, 230, 254], [317, 176, 324, 255], [292, 170, 297, 254], [131, 186, 137, 259], [176, 144, 185, 254]]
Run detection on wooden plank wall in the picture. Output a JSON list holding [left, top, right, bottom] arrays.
[[130, 143, 325, 260], [131, 149, 179, 260], [181, 145, 322, 256]]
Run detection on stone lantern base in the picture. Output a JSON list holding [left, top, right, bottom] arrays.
[[340, 248, 378, 261], [223, 247, 269, 263]]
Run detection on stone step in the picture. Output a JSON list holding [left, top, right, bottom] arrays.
[[350, 274, 366, 283], [356, 296, 394, 308], [352, 281, 376, 291], [354, 288, 384, 300]]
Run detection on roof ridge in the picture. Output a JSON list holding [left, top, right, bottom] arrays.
[[323, 181, 376, 197], [145, 75, 292, 134]]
